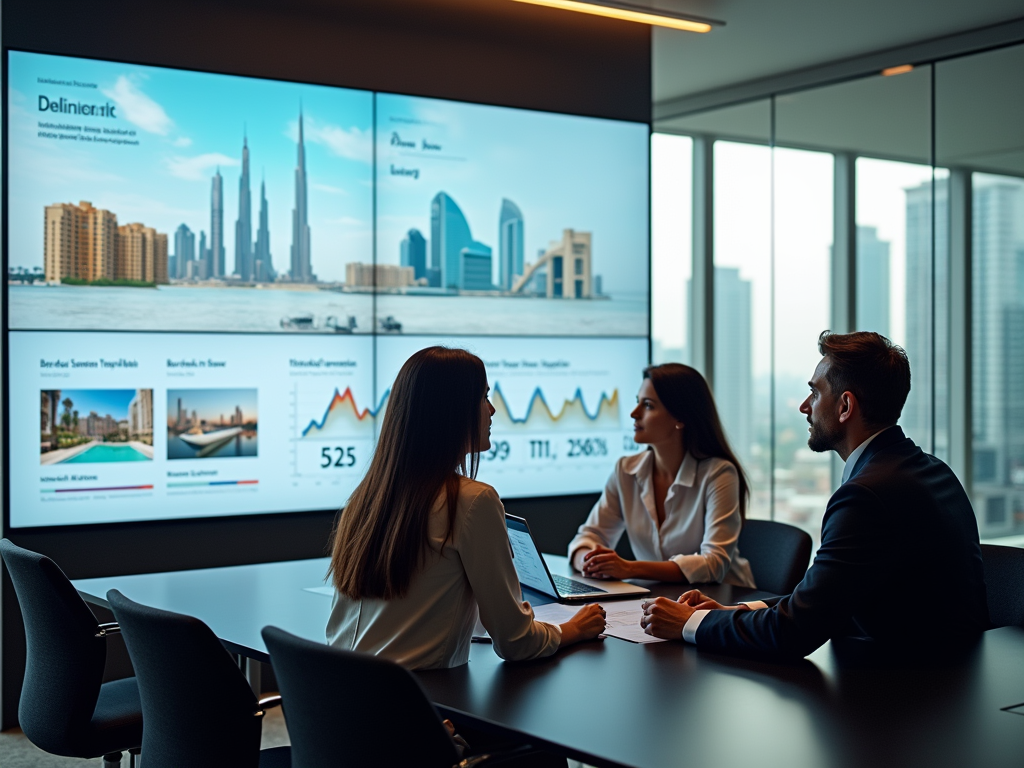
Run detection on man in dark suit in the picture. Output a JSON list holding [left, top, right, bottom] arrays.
[[641, 330, 989, 660]]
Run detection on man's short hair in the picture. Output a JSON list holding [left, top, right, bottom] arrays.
[[818, 330, 911, 428]]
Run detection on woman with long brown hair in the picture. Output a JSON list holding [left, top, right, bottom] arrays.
[[568, 363, 755, 587], [327, 346, 605, 669]]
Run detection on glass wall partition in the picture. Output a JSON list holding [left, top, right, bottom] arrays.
[[651, 133, 692, 365], [937, 42, 1024, 539]]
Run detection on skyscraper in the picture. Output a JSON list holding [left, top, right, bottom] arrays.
[[904, 179, 949, 449], [431, 191, 490, 290], [968, 177, 1024, 533], [197, 230, 209, 280], [210, 169, 225, 278], [713, 267, 753, 468], [290, 108, 313, 282], [234, 134, 253, 280], [400, 228, 427, 281], [856, 225, 891, 336], [174, 223, 195, 280], [498, 198, 524, 291], [254, 177, 273, 282]]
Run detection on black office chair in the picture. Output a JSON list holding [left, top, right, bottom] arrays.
[[737, 519, 813, 595], [107, 589, 291, 768], [262, 626, 534, 768], [980, 544, 1024, 628], [0, 539, 142, 768]]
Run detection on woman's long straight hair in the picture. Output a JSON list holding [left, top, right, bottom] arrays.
[[644, 363, 750, 521], [329, 347, 487, 600]]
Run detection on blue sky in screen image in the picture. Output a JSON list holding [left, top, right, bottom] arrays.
[[376, 94, 650, 296], [168, 389, 258, 423], [49, 389, 137, 420], [7, 51, 373, 282]]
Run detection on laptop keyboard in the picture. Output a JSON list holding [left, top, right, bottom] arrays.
[[552, 573, 608, 596]]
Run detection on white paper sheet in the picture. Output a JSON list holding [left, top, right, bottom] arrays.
[[532, 599, 668, 644]]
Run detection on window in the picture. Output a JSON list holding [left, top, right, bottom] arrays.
[[651, 133, 692, 365], [714, 140, 771, 519]]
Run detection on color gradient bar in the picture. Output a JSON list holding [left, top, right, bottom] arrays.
[[167, 480, 259, 488], [41, 484, 155, 493]]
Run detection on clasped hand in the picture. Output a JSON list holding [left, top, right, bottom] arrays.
[[580, 546, 634, 579], [639, 590, 744, 639]]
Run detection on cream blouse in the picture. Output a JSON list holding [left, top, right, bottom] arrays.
[[327, 477, 561, 669], [568, 451, 755, 587]]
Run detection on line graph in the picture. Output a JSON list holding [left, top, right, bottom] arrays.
[[299, 387, 383, 440], [491, 384, 619, 430]]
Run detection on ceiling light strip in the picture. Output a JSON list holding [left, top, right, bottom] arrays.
[[510, 0, 723, 33]]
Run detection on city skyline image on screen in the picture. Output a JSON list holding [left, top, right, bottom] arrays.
[[7, 50, 375, 334], [5, 50, 650, 528]]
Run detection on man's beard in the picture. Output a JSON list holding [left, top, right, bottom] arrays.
[[807, 417, 842, 453]]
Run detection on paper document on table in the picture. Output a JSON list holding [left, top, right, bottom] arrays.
[[531, 599, 667, 644], [531, 602, 585, 625], [599, 599, 668, 644]]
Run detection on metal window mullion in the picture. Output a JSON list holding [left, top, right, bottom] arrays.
[[691, 136, 715, 387], [948, 169, 972, 493], [830, 153, 857, 489]]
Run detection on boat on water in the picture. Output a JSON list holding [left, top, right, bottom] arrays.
[[280, 314, 358, 333], [177, 426, 243, 448]]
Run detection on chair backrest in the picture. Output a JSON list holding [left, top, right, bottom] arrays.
[[262, 626, 460, 768], [0, 538, 107, 755], [738, 520, 813, 595], [107, 589, 263, 768], [980, 544, 1024, 628]]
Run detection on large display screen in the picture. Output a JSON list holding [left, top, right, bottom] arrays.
[[5, 50, 649, 529]]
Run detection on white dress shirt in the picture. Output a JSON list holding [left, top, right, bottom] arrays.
[[327, 477, 560, 669], [681, 428, 890, 643], [568, 450, 755, 587]]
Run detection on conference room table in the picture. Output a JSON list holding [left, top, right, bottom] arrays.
[[74, 555, 1024, 768]]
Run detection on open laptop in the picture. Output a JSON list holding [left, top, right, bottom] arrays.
[[505, 514, 649, 601]]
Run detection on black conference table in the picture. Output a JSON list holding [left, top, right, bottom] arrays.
[[74, 556, 1024, 768]]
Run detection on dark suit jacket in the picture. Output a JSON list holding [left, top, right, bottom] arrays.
[[696, 426, 989, 660]]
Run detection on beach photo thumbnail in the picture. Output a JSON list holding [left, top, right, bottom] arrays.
[[41, 389, 154, 465], [167, 389, 258, 459]]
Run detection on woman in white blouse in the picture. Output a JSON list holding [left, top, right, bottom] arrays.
[[327, 346, 605, 670], [569, 363, 755, 587]]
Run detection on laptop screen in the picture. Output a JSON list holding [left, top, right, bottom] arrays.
[[505, 516, 555, 595]]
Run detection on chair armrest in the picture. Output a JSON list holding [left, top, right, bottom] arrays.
[[95, 622, 121, 638], [254, 694, 283, 717]]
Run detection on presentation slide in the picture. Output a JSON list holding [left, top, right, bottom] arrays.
[[376, 337, 648, 497], [10, 332, 374, 528], [4, 49, 650, 528], [375, 93, 650, 337]]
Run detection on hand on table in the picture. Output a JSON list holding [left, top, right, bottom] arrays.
[[639, 597, 695, 639], [677, 590, 753, 612], [580, 546, 634, 579], [558, 602, 607, 648]]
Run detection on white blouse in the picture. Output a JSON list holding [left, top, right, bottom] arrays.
[[326, 476, 561, 670], [568, 451, 755, 587]]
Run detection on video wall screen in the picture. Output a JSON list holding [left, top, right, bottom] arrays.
[[5, 50, 650, 529]]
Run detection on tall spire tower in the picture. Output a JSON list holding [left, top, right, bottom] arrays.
[[290, 106, 312, 282], [235, 130, 253, 280], [210, 168, 224, 278], [254, 173, 273, 282]]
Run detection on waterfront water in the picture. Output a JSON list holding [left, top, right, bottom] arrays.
[[167, 432, 258, 459], [62, 444, 151, 463], [10, 285, 647, 337]]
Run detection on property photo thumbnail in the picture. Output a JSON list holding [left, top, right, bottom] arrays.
[[40, 389, 154, 465], [167, 388, 258, 459]]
